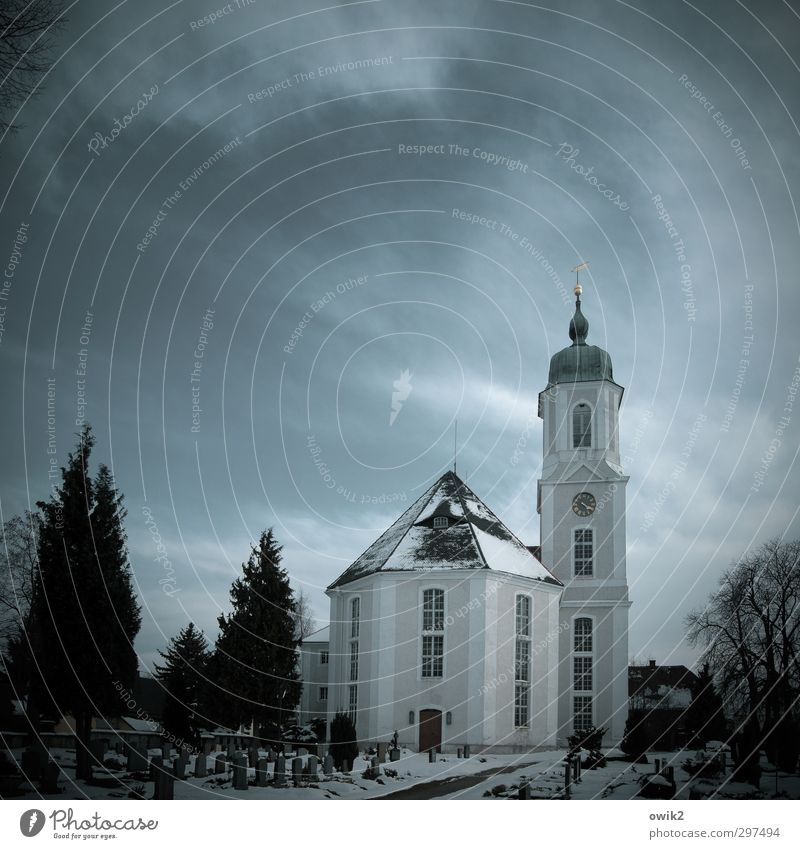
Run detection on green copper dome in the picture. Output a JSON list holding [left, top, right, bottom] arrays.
[[547, 288, 614, 387]]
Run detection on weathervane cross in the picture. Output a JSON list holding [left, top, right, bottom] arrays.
[[571, 261, 589, 296]]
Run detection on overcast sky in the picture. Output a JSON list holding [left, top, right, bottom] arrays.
[[1, 0, 799, 671]]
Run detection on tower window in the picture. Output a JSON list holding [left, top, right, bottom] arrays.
[[574, 617, 593, 653], [573, 695, 593, 732], [573, 403, 592, 448], [433, 516, 448, 529], [573, 618, 593, 731], [574, 528, 594, 577]]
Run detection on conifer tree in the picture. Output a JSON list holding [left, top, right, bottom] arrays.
[[210, 530, 301, 741], [33, 426, 141, 779], [154, 622, 209, 750]]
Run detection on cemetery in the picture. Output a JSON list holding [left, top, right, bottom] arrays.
[[3, 737, 799, 801]]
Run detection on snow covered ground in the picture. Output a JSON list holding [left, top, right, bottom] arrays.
[[6, 746, 800, 800]]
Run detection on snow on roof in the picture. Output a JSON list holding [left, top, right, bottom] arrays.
[[302, 625, 330, 643], [328, 471, 561, 589], [123, 716, 160, 733]]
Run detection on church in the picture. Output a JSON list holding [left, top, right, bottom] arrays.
[[299, 282, 630, 752]]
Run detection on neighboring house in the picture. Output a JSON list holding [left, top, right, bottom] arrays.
[[300, 286, 632, 752], [628, 660, 698, 750], [298, 626, 330, 726]]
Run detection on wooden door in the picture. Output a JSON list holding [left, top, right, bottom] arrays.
[[419, 709, 442, 753]]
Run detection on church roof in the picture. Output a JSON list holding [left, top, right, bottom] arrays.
[[328, 471, 561, 589], [546, 286, 615, 388]]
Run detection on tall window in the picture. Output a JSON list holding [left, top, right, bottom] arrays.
[[349, 597, 359, 681], [514, 595, 531, 727], [574, 528, 594, 577], [319, 687, 328, 701], [320, 650, 329, 665], [348, 684, 357, 718], [573, 403, 592, 448], [421, 589, 444, 678], [573, 618, 593, 732]]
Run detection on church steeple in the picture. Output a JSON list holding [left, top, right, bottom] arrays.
[[568, 283, 589, 346]]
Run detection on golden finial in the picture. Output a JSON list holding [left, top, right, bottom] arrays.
[[571, 261, 588, 297]]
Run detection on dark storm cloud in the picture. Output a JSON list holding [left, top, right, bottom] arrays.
[[1, 0, 798, 668]]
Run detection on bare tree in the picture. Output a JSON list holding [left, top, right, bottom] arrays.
[[0, 0, 66, 132], [293, 587, 317, 641], [0, 511, 40, 646], [686, 538, 800, 774]]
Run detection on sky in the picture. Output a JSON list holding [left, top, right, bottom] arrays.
[[1, 0, 799, 671]]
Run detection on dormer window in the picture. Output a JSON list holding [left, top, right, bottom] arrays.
[[433, 516, 448, 529]]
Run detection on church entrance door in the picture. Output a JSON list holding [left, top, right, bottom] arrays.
[[419, 709, 442, 753]]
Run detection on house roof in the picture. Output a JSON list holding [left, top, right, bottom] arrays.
[[328, 471, 562, 589], [629, 663, 698, 698], [302, 625, 330, 644]]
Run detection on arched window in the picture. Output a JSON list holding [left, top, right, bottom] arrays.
[[421, 589, 445, 678], [573, 618, 593, 732], [433, 516, 448, 529], [573, 403, 592, 448]]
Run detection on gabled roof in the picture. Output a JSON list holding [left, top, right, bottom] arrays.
[[302, 625, 330, 644], [629, 663, 698, 698], [328, 471, 561, 589]]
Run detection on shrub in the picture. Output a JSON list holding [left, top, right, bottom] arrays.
[[621, 709, 650, 761], [329, 712, 358, 771]]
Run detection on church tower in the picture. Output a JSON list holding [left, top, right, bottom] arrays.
[[537, 279, 630, 745]]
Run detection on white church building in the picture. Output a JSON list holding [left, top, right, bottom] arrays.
[[302, 284, 630, 752]]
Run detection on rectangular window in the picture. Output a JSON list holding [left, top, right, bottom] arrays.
[[514, 683, 529, 728], [319, 687, 328, 701], [422, 588, 445, 631], [350, 597, 360, 638], [573, 695, 592, 731], [320, 650, 329, 664], [349, 640, 359, 681], [574, 529, 594, 577], [514, 594, 532, 727], [348, 684, 357, 718], [421, 634, 444, 678], [573, 656, 592, 691]]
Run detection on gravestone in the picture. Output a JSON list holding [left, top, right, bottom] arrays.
[[377, 742, 388, 763], [154, 769, 174, 800], [21, 748, 44, 780], [518, 782, 530, 800], [227, 742, 236, 760], [292, 757, 304, 787], [307, 755, 319, 781], [40, 761, 60, 794], [428, 750, 437, 764], [173, 758, 185, 780], [248, 748, 258, 768], [275, 755, 287, 787], [232, 755, 248, 790], [127, 744, 148, 773], [90, 739, 107, 768], [267, 750, 275, 763], [256, 758, 268, 787], [389, 748, 401, 762], [463, 744, 470, 758], [161, 743, 171, 763], [214, 753, 227, 775], [194, 754, 207, 778], [298, 747, 308, 757], [323, 754, 334, 779], [342, 759, 351, 774], [368, 756, 380, 780], [203, 740, 213, 755]]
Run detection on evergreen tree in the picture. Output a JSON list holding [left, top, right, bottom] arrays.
[[209, 529, 301, 741], [686, 663, 728, 747], [33, 426, 141, 779], [154, 622, 209, 750]]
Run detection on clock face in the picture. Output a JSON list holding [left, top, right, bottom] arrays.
[[572, 491, 596, 517]]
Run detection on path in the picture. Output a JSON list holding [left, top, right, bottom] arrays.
[[375, 760, 540, 800]]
